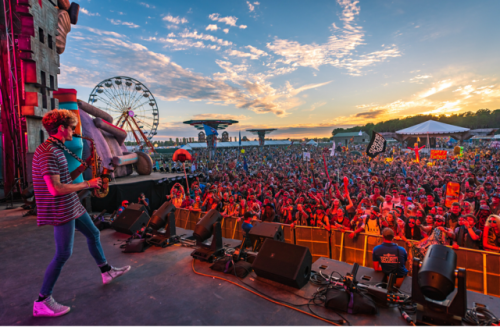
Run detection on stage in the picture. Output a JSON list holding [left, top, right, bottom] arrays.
[[1, 207, 500, 326], [90, 172, 196, 214]]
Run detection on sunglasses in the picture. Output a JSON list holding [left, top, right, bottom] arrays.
[[65, 125, 76, 131], [489, 219, 497, 224]]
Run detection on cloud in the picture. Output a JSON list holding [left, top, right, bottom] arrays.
[[163, 14, 188, 24], [418, 79, 454, 98], [239, 25, 247, 29], [108, 19, 139, 28], [223, 28, 229, 34], [73, 25, 126, 38], [266, 0, 400, 74], [304, 101, 327, 112], [159, 38, 207, 50], [354, 109, 386, 118], [409, 74, 432, 84], [60, 29, 331, 117], [139, 2, 155, 9], [247, 1, 255, 12], [80, 8, 100, 16], [226, 46, 268, 60], [179, 30, 233, 46], [205, 24, 218, 31], [191, 113, 249, 121], [209, 13, 238, 27]]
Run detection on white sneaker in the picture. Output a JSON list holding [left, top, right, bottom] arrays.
[[33, 296, 70, 317], [102, 265, 131, 285]]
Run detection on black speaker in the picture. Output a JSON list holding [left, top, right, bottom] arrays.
[[112, 204, 150, 235], [252, 239, 312, 289], [248, 222, 284, 251]]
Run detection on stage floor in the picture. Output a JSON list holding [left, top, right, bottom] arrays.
[[2, 207, 500, 325]]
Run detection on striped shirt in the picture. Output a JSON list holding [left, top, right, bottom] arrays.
[[32, 139, 86, 226]]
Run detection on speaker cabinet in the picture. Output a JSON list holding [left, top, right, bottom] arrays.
[[252, 239, 312, 289], [112, 204, 150, 235], [248, 222, 284, 251]]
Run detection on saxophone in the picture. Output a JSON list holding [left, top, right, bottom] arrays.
[[79, 135, 112, 198]]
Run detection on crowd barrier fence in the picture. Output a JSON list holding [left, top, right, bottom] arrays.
[[173, 208, 500, 297]]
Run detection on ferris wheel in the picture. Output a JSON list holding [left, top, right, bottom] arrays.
[[88, 76, 159, 149]]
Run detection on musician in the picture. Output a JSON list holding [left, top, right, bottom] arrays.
[[32, 110, 131, 317]]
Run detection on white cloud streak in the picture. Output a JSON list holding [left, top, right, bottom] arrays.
[[80, 8, 100, 16], [163, 14, 188, 24]]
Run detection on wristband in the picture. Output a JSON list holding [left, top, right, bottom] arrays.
[[86, 181, 91, 188]]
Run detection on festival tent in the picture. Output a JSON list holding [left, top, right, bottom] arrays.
[[306, 140, 318, 146], [395, 120, 471, 143]]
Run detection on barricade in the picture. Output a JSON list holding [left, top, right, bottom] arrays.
[[294, 226, 330, 262], [172, 208, 500, 297]]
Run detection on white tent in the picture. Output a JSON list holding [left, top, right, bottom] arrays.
[[181, 144, 193, 150], [396, 120, 469, 135], [306, 140, 318, 146], [395, 120, 471, 142]]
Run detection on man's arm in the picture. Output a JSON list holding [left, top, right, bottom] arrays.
[[43, 174, 100, 196]]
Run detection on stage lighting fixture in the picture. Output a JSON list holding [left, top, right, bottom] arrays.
[[412, 244, 467, 325], [147, 202, 179, 247], [191, 209, 224, 262]]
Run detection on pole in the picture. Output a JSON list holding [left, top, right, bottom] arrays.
[[183, 162, 190, 197]]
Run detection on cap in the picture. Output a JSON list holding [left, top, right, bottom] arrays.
[[122, 200, 129, 205], [371, 206, 380, 213], [310, 188, 317, 193], [406, 197, 412, 201], [480, 205, 490, 210]]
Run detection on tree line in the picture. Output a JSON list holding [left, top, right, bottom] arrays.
[[331, 109, 500, 136]]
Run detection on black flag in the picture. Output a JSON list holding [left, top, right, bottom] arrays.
[[366, 131, 386, 158]]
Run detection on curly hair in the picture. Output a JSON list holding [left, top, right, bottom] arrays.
[[42, 109, 77, 136]]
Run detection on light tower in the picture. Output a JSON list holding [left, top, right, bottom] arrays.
[[246, 129, 277, 149], [183, 119, 238, 159]]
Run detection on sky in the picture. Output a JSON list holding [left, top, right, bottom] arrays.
[[59, 0, 500, 141]]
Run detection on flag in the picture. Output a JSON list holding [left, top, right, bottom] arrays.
[[402, 166, 407, 177], [330, 141, 336, 157], [239, 131, 241, 146], [243, 156, 248, 172], [203, 124, 218, 136], [417, 137, 421, 142], [366, 131, 387, 159], [358, 130, 362, 136]]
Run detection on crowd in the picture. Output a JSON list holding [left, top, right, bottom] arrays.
[[163, 142, 500, 255]]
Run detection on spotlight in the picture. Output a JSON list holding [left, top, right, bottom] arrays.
[[412, 244, 467, 325], [147, 202, 179, 248], [191, 209, 224, 262]]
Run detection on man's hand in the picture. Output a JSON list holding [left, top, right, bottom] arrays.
[[348, 232, 355, 239], [88, 178, 102, 189], [85, 155, 93, 167]]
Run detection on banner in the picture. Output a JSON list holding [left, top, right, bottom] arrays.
[[430, 150, 447, 159], [445, 182, 461, 208], [303, 152, 311, 161], [366, 131, 386, 158]]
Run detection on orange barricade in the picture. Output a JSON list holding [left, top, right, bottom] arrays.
[[294, 226, 330, 262], [171, 208, 500, 297]]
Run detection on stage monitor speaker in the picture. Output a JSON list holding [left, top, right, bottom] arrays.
[[248, 222, 284, 251], [112, 204, 150, 235], [252, 239, 312, 289]]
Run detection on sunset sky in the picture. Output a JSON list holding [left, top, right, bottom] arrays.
[[60, 0, 500, 140]]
